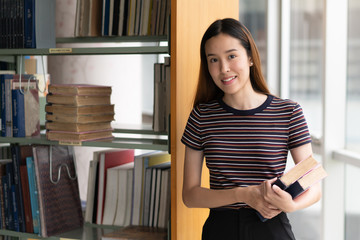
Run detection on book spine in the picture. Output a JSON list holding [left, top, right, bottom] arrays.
[[1, 76, 6, 137], [4, 78, 13, 137], [24, 0, 35, 48], [10, 144, 25, 232], [26, 156, 40, 234], [12, 89, 25, 137]]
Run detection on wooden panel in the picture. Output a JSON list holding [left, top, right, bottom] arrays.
[[170, 1, 239, 240]]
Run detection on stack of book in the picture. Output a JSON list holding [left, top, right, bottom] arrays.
[[45, 84, 115, 143]]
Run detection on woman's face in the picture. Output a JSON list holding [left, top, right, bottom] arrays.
[[205, 33, 253, 97]]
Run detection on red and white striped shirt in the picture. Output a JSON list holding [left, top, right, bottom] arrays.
[[181, 95, 312, 209]]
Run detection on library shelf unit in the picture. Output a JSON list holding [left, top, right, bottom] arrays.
[[0, 0, 239, 239], [0, 35, 168, 240]]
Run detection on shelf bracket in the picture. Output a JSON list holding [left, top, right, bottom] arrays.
[[49, 145, 77, 184]]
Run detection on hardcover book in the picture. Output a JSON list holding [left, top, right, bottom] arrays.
[[46, 129, 114, 142], [46, 94, 111, 106], [11, 75, 40, 137], [45, 113, 114, 123], [45, 121, 112, 132], [45, 104, 114, 115], [32, 145, 83, 237], [48, 84, 112, 95], [96, 149, 135, 225]]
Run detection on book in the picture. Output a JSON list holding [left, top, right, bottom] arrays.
[[101, 226, 167, 240], [46, 129, 114, 142], [18, 145, 35, 233], [48, 84, 112, 96], [272, 156, 319, 190], [45, 113, 115, 124], [157, 168, 170, 228], [113, 168, 133, 227], [32, 145, 83, 237], [102, 162, 134, 226], [257, 156, 326, 222], [12, 88, 40, 137], [46, 94, 111, 106], [9, 74, 40, 137], [0, 74, 14, 137], [131, 151, 160, 226], [45, 121, 112, 132], [84, 159, 99, 223], [26, 156, 40, 234], [24, 0, 56, 48], [96, 149, 135, 225], [10, 144, 26, 232], [45, 104, 115, 115], [88, 0, 103, 36], [285, 165, 328, 199]]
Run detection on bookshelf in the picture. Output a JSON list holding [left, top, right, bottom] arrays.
[[0, 0, 239, 239]]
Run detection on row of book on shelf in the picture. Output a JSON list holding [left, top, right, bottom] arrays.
[[0, 0, 56, 49], [85, 149, 171, 231], [0, 144, 83, 237], [0, 73, 42, 138], [75, 0, 170, 37], [0, 144, 171, 238]]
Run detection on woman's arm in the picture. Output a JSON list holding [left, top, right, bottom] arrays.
[[263, 143, 322, 213], [182, 146, 282, 218]]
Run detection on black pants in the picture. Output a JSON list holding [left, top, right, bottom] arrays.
[[202, 208, 296, 240]]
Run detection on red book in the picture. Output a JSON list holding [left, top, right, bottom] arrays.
[[96, 149, 135, 225]]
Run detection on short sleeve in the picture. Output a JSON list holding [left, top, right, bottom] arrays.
[[181, 106, 204, 151], [288, 103, 312, 149]]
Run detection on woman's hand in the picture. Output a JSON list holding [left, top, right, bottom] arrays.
[[242, 183, 282, 219], [263, 178, 296, 213]]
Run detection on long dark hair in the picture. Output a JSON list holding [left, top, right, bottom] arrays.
[[193, 18, 270, 107]]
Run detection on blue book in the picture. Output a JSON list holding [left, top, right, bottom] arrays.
[[0, 74, 14, 137], [24, 0, 55, 48], [102, 0, 110, 36], [12, 89, 25, 137], [26, 156, 40, 234], [24, 0, 35, 48], [10, 144, 26, 232], [11, 75, 40, 137], [1, 174, 10, 230]]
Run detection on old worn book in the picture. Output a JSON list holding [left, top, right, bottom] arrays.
[[45, 121, 112, 132], [46, 94, 111, 106], [45, 104, 115, 115], [46, 129, 113, 142], [101, 226, 167, 240], [32, 145, 83, 237], [45, 113, 114, 123], [48, 84, 112, 95]]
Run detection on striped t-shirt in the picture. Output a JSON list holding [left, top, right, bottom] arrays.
[[181, 95, 312, 209]]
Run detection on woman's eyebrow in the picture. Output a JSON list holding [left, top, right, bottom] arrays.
[[207, 48, 238, 57]]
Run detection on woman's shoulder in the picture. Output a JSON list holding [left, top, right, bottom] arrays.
[[194, 99, 222, 112], [270, 95, 300, 107]]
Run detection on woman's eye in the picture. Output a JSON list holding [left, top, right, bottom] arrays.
[[209, 58, 218, 63], [228, 55, 236, 59]]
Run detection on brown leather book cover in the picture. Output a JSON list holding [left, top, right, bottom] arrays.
[[32, 145, 83, 237]]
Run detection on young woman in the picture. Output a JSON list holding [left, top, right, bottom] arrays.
[[181, 18, 321, 240]]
